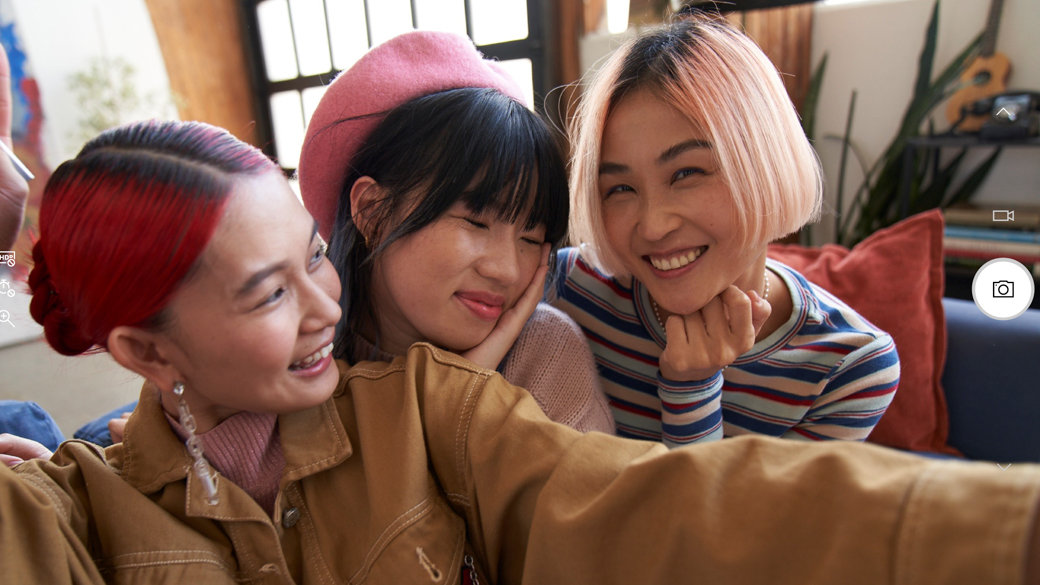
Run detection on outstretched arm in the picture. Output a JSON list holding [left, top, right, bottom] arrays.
[[408, 344, 1040, 585]]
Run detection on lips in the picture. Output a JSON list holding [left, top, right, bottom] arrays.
[[290, 342, 333, 371], [647, 246, 707, 271], [455, 291, 505, 321]]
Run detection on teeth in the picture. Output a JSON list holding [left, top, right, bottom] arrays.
[[650, 248, 704, 271], [291, 342, 333, 370]]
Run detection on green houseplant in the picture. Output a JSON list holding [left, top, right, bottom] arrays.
[[833, 0, 1000, 246]]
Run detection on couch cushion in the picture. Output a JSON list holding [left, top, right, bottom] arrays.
[[768, 210, 953, 453]]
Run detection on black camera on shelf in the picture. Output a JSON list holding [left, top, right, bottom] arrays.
[[979, 92, 1040, 140]]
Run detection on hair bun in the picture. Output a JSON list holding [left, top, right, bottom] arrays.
[[28, 244, 95, 356]]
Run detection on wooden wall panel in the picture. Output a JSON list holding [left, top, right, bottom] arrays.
[[144, 0, 259, 147], [729, 3, 814, 111]]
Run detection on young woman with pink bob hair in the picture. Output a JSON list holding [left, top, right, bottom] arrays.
[[553, 13, 900, 447]]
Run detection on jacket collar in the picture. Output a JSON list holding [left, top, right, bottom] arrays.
[[118, 361, 354, 499]]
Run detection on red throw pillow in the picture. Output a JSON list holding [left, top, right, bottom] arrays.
[[768, 210, 955, 454]]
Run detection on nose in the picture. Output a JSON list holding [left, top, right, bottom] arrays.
[[475, 231, 522, 286], [635, 191, 681, 243], [300, 261, 343, 332]]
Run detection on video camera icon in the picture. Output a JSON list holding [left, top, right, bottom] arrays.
[[992, 209, 1014, 222]]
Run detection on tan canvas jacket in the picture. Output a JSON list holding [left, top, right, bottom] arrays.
[[3, 343, 1039, 584]]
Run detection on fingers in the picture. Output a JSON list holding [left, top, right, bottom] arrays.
[[0, 433, 53, 465], [663, 310, 692, 345], [747, 289, 772, 335], [0, 43, 12, 145], [516, 262, 549, 317], [658, 286, 762, 381], [718, 285, 755, 340], [460, 257, 548, 370], [108, 416, 129, 444]]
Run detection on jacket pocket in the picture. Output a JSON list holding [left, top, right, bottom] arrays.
[[350, 495, 466, 585]]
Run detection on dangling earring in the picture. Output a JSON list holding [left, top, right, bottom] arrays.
[[173, 381, 219, 505]]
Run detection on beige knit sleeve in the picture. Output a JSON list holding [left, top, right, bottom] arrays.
[[500, 304, 614, 434]]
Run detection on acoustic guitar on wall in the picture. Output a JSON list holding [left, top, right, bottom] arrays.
[[944, 0, 1011, 133]]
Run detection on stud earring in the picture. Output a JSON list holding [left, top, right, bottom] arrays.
[[173, 381, 219, 505]]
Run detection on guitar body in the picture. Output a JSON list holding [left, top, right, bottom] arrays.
[[945, 52, 1011, 132], [944, 0, 1010, 133]]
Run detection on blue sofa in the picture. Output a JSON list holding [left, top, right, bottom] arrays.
[[941, 297, 1040, 463]]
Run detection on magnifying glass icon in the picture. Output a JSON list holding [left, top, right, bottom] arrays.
[[0, 310, 14, 327]]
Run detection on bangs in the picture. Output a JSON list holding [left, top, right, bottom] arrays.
[[380, 88, 569, 248], [457, 113, 569, 247]]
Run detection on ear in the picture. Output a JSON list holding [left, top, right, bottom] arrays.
[[107, 325, 181, 392], [348, 176, 384, 244]]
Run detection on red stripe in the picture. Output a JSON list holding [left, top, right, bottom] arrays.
[[576, 256, 632, 299]]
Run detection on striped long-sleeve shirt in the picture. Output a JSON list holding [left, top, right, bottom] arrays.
[[551, 247, 900, 448]]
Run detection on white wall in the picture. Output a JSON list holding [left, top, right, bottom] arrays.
[[0, 0, 168, 432], [812, 0, 1040, 242], [8, 0, 175, 168]]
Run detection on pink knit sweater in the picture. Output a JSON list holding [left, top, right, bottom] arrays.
[[352, 304, 614, 434], [166, 410, 283, 515]]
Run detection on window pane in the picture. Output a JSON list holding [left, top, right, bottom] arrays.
[[498, 58, 534, 110], [301, 86, 328, 131], [270, 91, 305, 168], [257, 0, 299, 82], [326, 0, 370, 70], [289, 0, 332, 76], [414, 0, 467, 35], [367, 0, 415, 46], [470, 0, 528, 45]]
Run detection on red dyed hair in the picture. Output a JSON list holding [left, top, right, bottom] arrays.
[[28, 120, 276, 355]]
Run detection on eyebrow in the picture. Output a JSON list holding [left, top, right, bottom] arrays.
[[658, 139, 712, 163], [234, 220, 319, 299], [599, 138, 713, 176]]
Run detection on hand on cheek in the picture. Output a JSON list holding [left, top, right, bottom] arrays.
[[658, 285, 772, 381], [460, 243, 550, 370]]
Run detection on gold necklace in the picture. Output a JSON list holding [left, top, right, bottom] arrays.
[[650, 268, 771, 330]]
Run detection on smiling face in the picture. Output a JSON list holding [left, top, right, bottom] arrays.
[[598, 89, 766, 316], [367, 198, 546, 355], [154, 170, 342, 431]]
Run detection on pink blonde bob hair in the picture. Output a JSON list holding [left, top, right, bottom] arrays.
[[568, 15, 822, 277]]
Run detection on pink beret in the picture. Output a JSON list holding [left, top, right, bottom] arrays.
[[298, 30, 527, 240]]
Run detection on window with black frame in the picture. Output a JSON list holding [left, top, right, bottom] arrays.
[[240, 0, 548, 171]]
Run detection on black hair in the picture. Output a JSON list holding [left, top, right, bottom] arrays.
[[326, 87, 569, 360], [611, 18, 700, 110]]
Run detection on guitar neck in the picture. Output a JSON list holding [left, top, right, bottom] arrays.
[[980, 0, 1005, 57]]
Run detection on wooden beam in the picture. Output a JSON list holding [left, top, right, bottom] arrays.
[[143, 0, 259, 147]]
